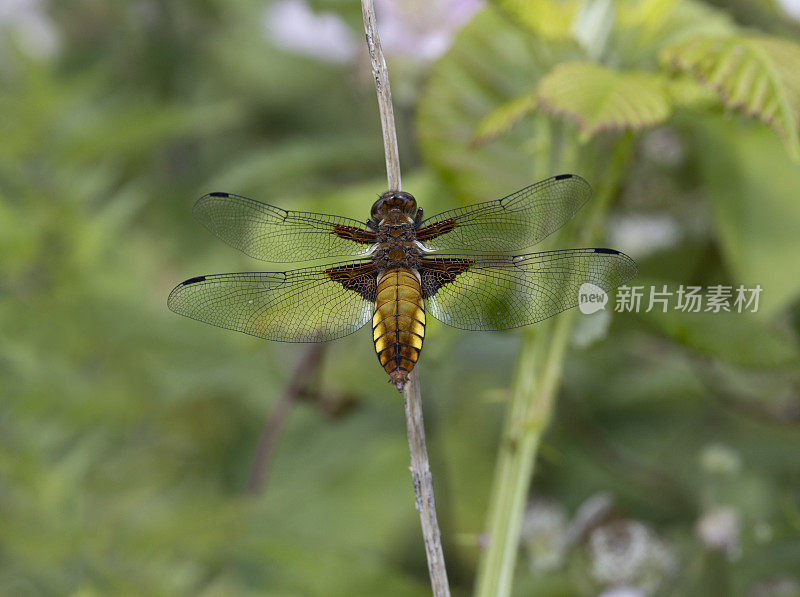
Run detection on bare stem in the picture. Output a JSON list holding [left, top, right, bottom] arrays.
[[361, 0, 401, 191], [360, 1, 450, 594], [404, 370, 450, 595]]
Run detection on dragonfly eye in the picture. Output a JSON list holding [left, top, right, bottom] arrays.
[[371, 190, 418, 220]]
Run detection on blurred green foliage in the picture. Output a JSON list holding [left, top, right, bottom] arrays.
[[1, 1, 800, 596]]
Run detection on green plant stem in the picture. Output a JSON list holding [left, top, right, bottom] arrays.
[[474, 315, 573, 597], [474, 134, 633, 597]]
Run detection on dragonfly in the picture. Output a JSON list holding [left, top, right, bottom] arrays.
[[168, 174, 637, 391]]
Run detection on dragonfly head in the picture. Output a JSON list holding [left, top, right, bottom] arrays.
[[371, 190, 418, 226]]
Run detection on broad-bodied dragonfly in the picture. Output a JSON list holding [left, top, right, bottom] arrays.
[[168, 175, 637, 390]]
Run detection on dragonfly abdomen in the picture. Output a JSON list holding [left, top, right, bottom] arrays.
[[373, 268, 425, 391]]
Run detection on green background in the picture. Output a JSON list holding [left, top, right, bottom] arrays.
[[1, 1, 800, 595]]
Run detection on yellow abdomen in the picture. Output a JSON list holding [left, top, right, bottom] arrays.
[[372, 268, 425, 391]]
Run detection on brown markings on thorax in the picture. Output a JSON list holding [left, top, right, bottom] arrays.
[[332, 191, 463, 269], [370, 221, 419, 271]]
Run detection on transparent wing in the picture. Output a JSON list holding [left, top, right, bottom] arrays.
[[416, 174, 591, 253], [167, 260, 377, 342], [420, 248, 637, 330], [193, 192, 377, 263]]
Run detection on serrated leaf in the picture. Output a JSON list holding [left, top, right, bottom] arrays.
[[472, 91, 537, 147], [662, 35, 800, 160], [535, 62, 672, 139], [615, 0, 734, 65]]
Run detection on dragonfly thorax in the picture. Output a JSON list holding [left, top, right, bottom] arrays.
[[372, 242, 421, 270], [370, 190, 418, 226]]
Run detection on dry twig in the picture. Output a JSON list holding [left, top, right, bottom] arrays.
[[360, 1, 450, 594]]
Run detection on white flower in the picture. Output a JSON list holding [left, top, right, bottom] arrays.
[[697, 506, 741, 560], [375, 0, 483, 61], [589, 520, 677, 594], [565, 492, 614, 545], [776, 0, 800, 21], [264, 0, 358, 63], [521, 499, 569, 573], [262, 0, 483, 65], [522, 493, 615, 574], [0, 0, 58, 58]]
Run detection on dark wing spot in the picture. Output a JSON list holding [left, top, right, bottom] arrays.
[[331, 224, 378, 245], [419, 258, 475, 299], [554, 174, 573, 180], [208, 192, 229, 198], [416, 218, 458, 242], [325, 263, 378, 302], [593, 248, 620, 255], [182, 275, 207, 285]]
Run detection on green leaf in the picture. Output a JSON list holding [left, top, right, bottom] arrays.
[[662, 35, 800, 160], [614, 0, 735, 66], [497, 0, 581, 39], [535, 62, 672, 139], [417, 7, 583, 203], [688, 114, 800, 316], [471, 91, 537, 147]]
